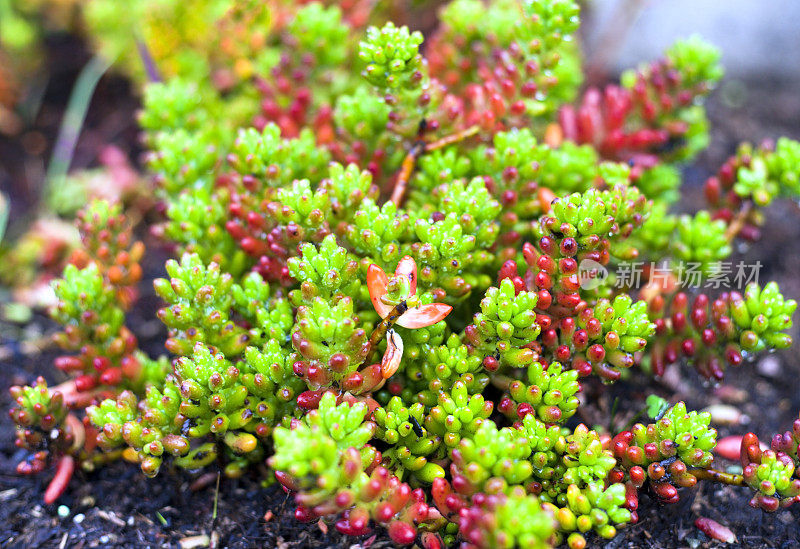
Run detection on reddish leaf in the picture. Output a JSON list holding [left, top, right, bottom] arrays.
[[367, 263, 392, 318], [715, 435, 744, 460], [387, 520, 416, 545], [538, 187, 557, 213], [395, 255, 417, 296], [44, 455, 74, 505], [381, 330, 404, 379], [398, 303, 453, 329]]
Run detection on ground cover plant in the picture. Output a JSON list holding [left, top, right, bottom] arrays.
[[7, 1, 800, 547]]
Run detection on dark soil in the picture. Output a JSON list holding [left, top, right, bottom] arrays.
[[3, 29, 800, 549], [0, 247, 379, 549]]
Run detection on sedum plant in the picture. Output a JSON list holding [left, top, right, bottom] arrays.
[[9, 1, 800, 547]]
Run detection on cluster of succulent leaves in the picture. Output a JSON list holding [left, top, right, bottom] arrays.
[[9, 0, 800, 547], [610, 401, 717, 506], [644, 282, 796, 379]]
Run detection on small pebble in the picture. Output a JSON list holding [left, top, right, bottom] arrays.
[[713, 385, 748, 404], [725, 464, 744, 475], [73, 513, 85, 524], [57, 505, 70, 519], [703, 404, 748, 426], [757, 355, 782, 378], [127, 516, 135, 526], [100, 536, 109, 544], [189, 472, 218, 492], [179, 534, 210, 549]]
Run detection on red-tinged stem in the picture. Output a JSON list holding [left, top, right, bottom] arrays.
[[424, 125, 479, 153], [389, 125, 479, 207], [724, 201, 752, 242], [44, 455, 75, 504], [544, 123, 564, 148], [364, 301, 409, 365], [688, 467, 745, 487], [390, 141, 425, 207], [50, 380, 108, 409]]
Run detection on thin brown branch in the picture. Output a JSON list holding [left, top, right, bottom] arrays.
[[364, 300, 408, 364], [389, 125, 480, 207], [725, 201, 753, 242], [424, 125, 479, 153], [389, 141, 425, 207]]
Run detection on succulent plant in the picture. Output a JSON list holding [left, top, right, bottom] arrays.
[[9, 2, 800, 547]]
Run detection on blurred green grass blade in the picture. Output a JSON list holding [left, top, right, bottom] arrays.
[[44, 54, 114, 207], [0, 192, 8, 243]]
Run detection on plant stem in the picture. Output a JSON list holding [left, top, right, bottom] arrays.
[[136, 38, 162, 83], [688, 467, 745, 486], [389, 125, 479, 206], [49, 379, 107, 409], [724, 201, 753, 242], [212, 472, 221, 523], [490, 374, 515, 391], [424, 125, 479, 153], [389, 141, 425, 207], [621, 403, 653, 432], [608, 396, 620, 433], [364, 300, 408, 364], [0, 192, 8, 243]]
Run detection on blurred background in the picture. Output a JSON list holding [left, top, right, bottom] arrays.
[[586, 0, 800, 79], [582, 0, 800, 166], [1, 0, 799, 306]]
